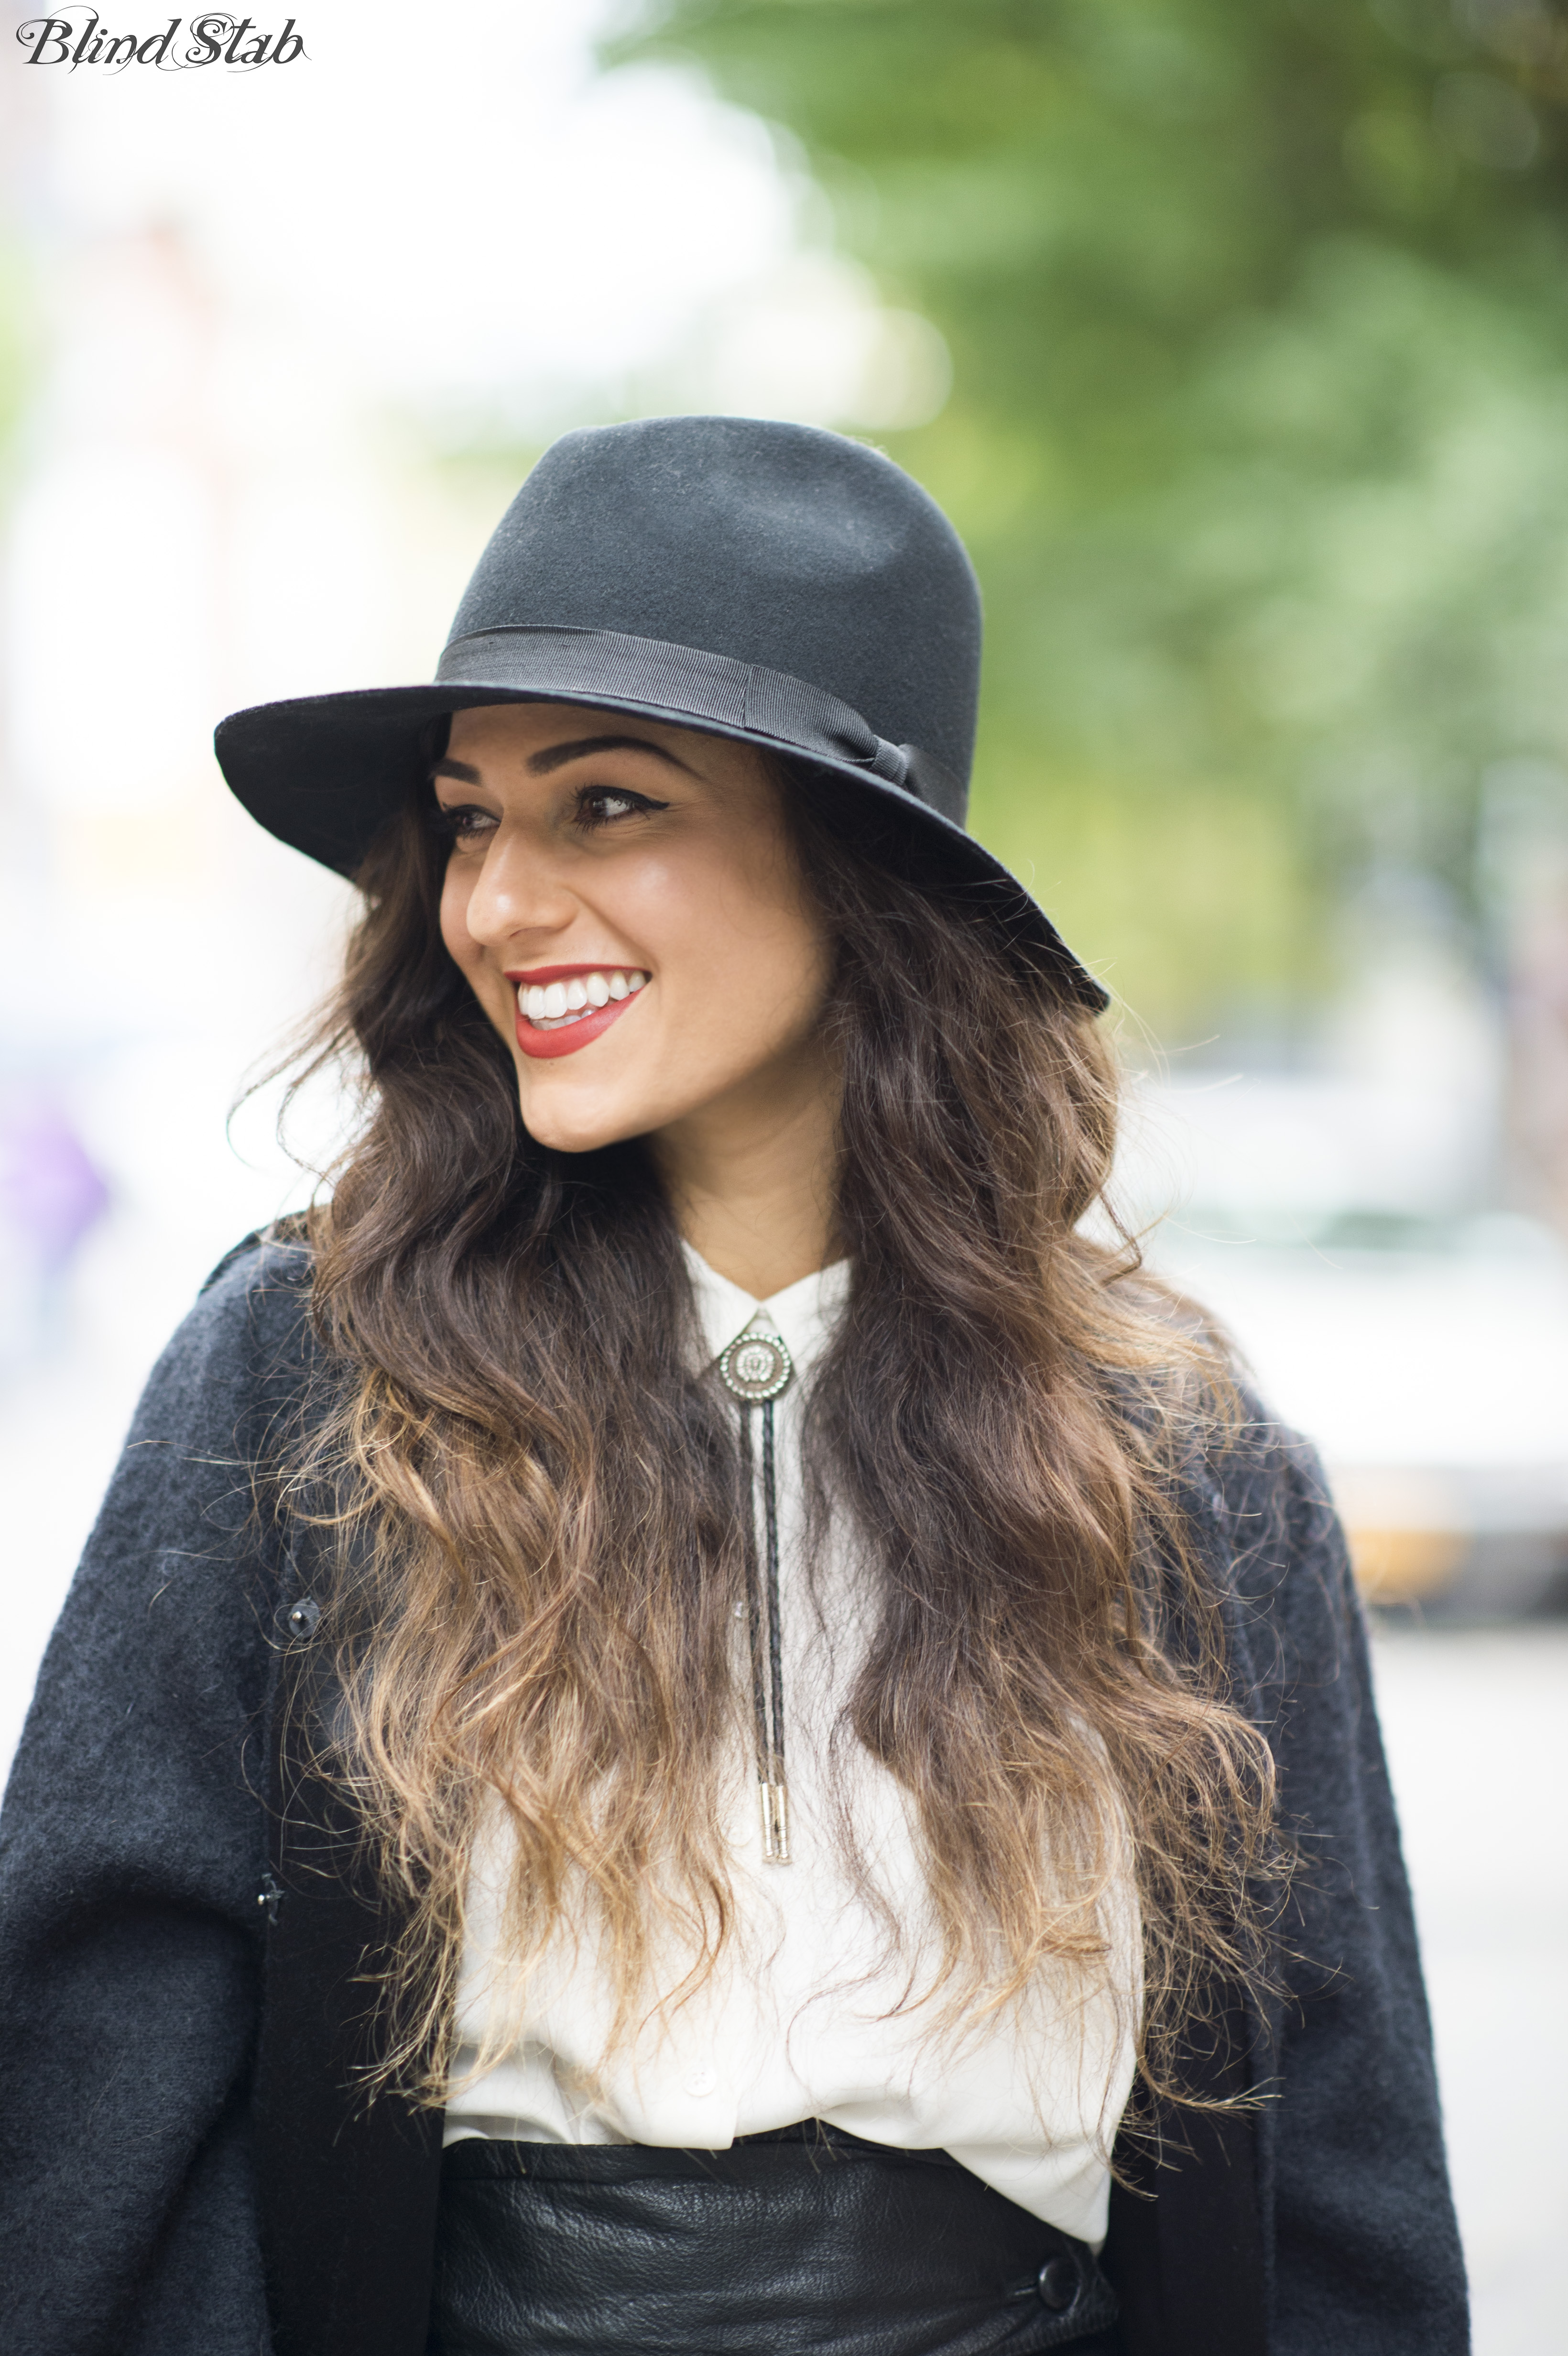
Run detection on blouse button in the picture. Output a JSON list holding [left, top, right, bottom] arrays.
[[683, 2065, 718, 2098]]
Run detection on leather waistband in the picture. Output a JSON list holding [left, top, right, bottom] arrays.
[[427, 2125, 1121, 2356]]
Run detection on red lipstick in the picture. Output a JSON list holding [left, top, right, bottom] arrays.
[[504, 964, 649, 1062]]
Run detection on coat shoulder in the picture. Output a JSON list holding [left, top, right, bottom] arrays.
[[197, 1213, 315, 1312], [88, 1221, 324, 1529], [1194, 1396, 1358, 1681]]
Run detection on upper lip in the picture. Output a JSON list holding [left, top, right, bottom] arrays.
[[503, 962, 643, 985]]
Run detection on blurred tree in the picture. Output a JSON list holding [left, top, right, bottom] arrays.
[[612, 0, 1568, 1042]]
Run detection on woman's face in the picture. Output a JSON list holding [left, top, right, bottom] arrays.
[[436, 701, 835, 1158]]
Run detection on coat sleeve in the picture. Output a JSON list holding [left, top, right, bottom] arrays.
[[1221, 1425, 1470, 2355], [0, 1237, 313, 2356]]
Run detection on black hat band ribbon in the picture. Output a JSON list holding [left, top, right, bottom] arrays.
[[436, 625, 964, 824]]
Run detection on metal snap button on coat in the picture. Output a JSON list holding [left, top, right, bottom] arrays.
[[1037, 2256, 1080, 2312], [286, 1597, 321, 1639]]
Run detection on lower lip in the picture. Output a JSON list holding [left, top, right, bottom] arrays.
[[514, 992, 643, 1060]]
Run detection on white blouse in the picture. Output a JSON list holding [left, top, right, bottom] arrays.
[[443, 1247, 1140, 2247]]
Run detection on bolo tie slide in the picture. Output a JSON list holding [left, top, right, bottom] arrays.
[[716, 1321, 794, 1864]]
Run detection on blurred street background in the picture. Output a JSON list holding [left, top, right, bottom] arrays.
[[0, 2, 1565, 2343]]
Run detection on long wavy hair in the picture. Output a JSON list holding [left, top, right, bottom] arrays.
[[277, 750, 1277, 2118]]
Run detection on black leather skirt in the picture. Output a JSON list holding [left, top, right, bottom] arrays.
[[427, 2124, 1122, 2356]]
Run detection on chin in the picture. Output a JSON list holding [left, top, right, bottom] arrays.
[[514, 1078, 653, 1158]]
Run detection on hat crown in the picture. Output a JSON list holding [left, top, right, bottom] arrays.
[[214, 418, 1104, 1006], [446, 416, 982, 786]]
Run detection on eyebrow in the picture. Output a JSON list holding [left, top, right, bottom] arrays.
[[429, 734, 695, 787], [528, 733, 694, 777]]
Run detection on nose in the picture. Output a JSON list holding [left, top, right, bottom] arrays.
[[462, 826, 577, 951]]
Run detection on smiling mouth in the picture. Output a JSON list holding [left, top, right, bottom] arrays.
[[516, 968, 648, 1031]]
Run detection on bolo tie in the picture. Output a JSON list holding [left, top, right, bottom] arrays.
[[716, 1316, 795, 1864]]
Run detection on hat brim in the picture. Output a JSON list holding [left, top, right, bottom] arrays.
[[214, 681, 1108, 1012]]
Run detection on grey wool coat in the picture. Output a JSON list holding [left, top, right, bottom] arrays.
[[0, 1231, 1469, 2356]]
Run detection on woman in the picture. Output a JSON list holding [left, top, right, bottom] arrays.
[[0, 417, 1465, 2356]]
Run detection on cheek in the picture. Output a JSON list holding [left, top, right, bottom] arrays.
[[723, 837, 828, 1000], [646, 828, 812, 971], [667, 847, 828, 1040]]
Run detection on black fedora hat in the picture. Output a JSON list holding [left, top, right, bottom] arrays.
[[215, 416, 1106, 1011]]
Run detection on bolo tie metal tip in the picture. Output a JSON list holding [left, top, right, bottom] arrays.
[[761, 1778, 791, 1865]]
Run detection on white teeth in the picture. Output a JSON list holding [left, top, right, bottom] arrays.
[[517, 969, 650, 1028]]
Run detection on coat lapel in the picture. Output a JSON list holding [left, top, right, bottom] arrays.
[[1106, 2045, 1269, 2356]]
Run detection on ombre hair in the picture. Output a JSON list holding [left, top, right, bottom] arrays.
[[276, 753, 1278, 2115]]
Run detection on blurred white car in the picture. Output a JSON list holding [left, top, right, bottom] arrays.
[[1126, 1072, 1568, 1616]]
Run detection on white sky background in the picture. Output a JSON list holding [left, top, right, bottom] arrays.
[[16, 0, 947, 441], [30, 3, 794, 414]]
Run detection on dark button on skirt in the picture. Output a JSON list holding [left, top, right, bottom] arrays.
[[428, 2124, 1122, 2356]]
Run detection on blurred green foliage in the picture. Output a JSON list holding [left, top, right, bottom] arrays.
[[613, 0, 1568, 1038], [0, 241, 37, 504], [0, 258, 26, 417]]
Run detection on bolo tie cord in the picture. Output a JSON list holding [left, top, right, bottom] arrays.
[[736, 1399, 789, 1861], [718, 1322, 795, 1864]]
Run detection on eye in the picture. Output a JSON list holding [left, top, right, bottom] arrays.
[[429, 801, 498, 850], [573, 785, 670, 831]]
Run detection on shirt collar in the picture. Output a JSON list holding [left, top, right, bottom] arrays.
[[681, 1240, 850, 1385]]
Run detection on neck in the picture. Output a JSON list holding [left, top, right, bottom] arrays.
[[648, 1044, 839, 1301]]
